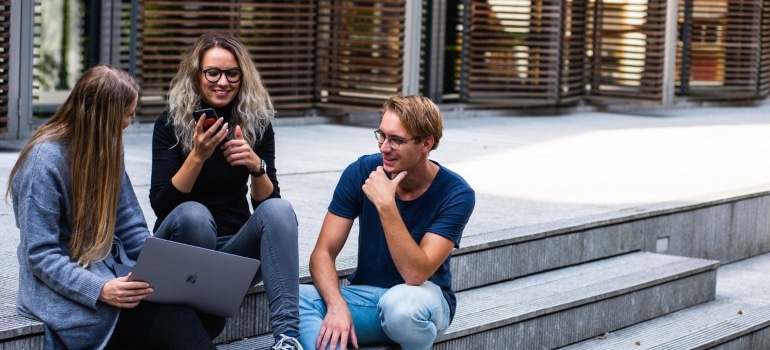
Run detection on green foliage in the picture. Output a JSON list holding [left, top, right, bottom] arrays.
[[34, 53, 60, 91]]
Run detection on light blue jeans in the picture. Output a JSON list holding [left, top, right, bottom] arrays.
[[298, 281, 450, 350], [154, 200, 300, 337]]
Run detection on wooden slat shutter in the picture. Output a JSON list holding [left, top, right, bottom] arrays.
[[119, 1, 134, 74], [136, 2, 218, 118], [761, 0, 770, 95], [465, 0, 564, 106], [587, 0, 667, 101], [560, 0, 589, 103], [314, 0, 406, 111], [240, 2, 316, 112], [724, 1, 763, 96], [136, 1, 316, 119], [0, 0, 9, 130], [678, 0, 764, 98]]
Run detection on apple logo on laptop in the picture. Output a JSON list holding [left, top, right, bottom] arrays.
[[186, 274, 197, 284]]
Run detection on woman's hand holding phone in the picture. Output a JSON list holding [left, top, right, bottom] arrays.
[[193, 108, 219, 131], [191, 108, 228, 160]]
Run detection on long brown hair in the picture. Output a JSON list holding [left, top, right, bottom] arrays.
[[7, 64, 139, 267]]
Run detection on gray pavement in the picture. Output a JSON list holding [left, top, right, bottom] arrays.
[[2, 104, 770, 306]]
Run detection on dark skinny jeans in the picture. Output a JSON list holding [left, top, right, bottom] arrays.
[[106, 301, 225, 349], [153, 199, 301, 338]]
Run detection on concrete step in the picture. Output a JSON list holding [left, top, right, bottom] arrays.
[[211, 187, 770, 344], [217, 252, 718, 349], [561, 299, 770, 349], [561, 252, 770, 350], [5, 187, 769, 347], [0, 256, 43, 348], [0, 314, 42, 349], [214, 221, 645, 343], [434, 252, 717, 349], [0, 217, 645, 347]]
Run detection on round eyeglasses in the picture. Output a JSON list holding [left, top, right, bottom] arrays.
[[201, 68, 243, 83], [374, 130, 418, 150]]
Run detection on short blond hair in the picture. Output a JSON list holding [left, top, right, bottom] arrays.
[[381, 93, 443, 150]]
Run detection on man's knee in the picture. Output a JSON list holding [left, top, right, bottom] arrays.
[[379, 284, 426, 323], [380, 283, 439, 310], [378, 283, 445, 342]]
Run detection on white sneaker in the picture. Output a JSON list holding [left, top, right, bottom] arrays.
[[271, 334, 303, 350]]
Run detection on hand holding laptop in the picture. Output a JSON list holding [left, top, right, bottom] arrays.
[[127, 237, 260, 317], [99, 274, 153, 309]]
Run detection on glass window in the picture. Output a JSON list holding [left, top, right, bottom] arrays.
[[32, 0, 87, 119]]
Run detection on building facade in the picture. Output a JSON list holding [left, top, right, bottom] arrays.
[[2, 0, 769, 140]]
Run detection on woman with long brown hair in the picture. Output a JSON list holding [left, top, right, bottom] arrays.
[[8, 64, 223, 349]]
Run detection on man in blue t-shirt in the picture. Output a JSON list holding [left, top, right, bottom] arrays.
[[298, 94, 476, 350]]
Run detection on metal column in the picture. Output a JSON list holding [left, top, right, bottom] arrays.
[[662, 0, 680, 106], [402, 0, 423, 96], [6, 0, 34, 140]]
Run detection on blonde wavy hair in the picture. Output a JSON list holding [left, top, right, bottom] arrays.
[[7, 64, 139, 267], [166, 31, 274, 153]]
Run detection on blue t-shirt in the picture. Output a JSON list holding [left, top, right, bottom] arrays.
[[329, 153, 475, 320]]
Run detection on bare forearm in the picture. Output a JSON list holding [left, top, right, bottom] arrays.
[[309, 252, 347, 309], [171, 150, 206, 193], [250, 174, 274, 201], [377, 204, 430, 284]]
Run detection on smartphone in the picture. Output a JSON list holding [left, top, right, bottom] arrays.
[[193, 108, 218, 130]]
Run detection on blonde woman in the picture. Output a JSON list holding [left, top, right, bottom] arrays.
[[149, 32, 302, 350], [8, 64, 223, 349]]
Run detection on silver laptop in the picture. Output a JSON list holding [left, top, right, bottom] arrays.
[[127, 236, 260, 317]]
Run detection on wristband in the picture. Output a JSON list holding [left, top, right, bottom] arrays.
[[250, 159, 266, 177]]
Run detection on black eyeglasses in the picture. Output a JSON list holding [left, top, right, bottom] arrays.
[[201, 68, 243, 83], [374, 130, 419, 150]]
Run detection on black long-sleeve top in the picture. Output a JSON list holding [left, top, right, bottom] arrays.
[[149, 110, 281, 237]]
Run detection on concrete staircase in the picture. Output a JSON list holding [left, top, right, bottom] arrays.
[[217, 252, 720, 349], [213, 193, 770, 350], [211, 190, 770, 349], [562, 251, 770, 350], [2, 191, 770, 349], [563, 300, 770, 349]]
